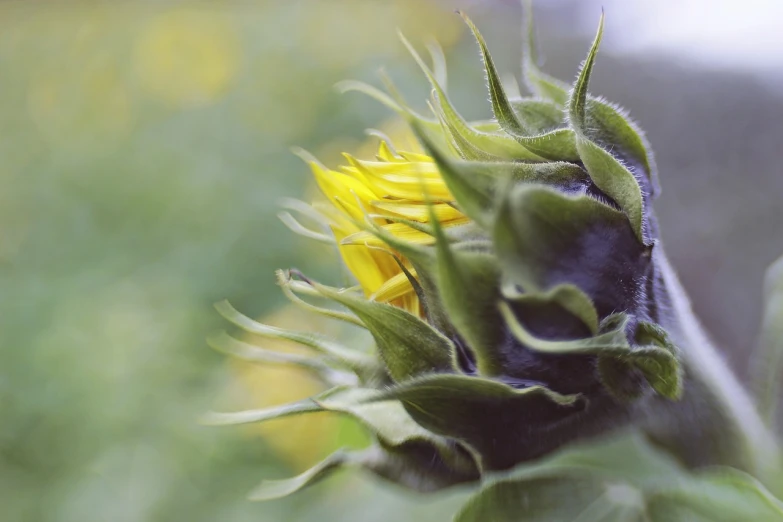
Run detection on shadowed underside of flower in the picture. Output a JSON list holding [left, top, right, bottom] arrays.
[[205, 3, 783, 516]]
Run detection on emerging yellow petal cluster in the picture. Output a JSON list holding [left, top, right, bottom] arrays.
[[303, 138, 468, 316]]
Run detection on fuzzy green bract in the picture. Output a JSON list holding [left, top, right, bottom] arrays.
[[208, 3, 783, 521]]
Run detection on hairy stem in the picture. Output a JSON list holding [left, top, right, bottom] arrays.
[[639, 249, 780, 483]]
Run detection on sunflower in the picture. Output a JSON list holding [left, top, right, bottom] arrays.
[[206, 5, 782, 520]]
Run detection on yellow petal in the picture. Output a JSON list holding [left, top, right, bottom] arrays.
[[308, 161, 377, 219], [371, 268, 419, 303], [341, 222, 436, 247], [332, 225, 396, 296], [372, 200, 464, 222], [398, 150, 434, 163], [376, 140, 401, 162], [348, 157, 441, 177]]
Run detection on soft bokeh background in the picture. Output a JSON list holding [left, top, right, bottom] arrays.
[[2, 1, 781, 521]]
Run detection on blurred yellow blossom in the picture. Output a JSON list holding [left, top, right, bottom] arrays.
[[133, 9, 240, 108], [229, 305, 368, 470]]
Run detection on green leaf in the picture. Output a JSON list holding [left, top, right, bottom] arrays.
[[457, 431, 783, 521], [456, 475, 613, 522], [521, 0, 570, 106], [497, 431, 684, 488], [370, 373, 584, 470], [647, 469, 783, 521], [753, 255, 783, 429], [309, 281, 457, 382], [248, 449, 354, 501], [567, 13, 646, 244]]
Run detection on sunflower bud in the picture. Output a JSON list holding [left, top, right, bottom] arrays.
[[206, 5, 780, 510]]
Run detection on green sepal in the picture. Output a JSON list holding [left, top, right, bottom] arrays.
[[503, 283, 599, 334], [214, 300, 375, 376], [597, 356, 645, 401], [314, 387, 476, 474], [568, 13, 646, 243], [206, 384, 479, 483], [426, 39, 448, 91], [430, 203, 504, 376], [521, 0, 570, 106], [361, 442, 478, 493], [413, 122, 588, 229], [576, 137, 646, 243], [633, 321, 683, 398], [335, 79, 437, 130], [399, 31, 544, 161], [586, 97, 659, 195], [251, 441, 478, 501], [635, 320, 678, 356], [493, 184, 629, 293], [248, 449, 355, 501], [307, 280, 457, 382], [429, 97, 505, 162], [200, 397, 323, 427], [206, 331, 357, 387], [411, 121, 495, 227], [461, 12, 530, 138], [276, 269, 366, 329], [510, 97, 565, 134], [368, 373, 584, 470], [502, 304, 682, 400], [628, 345, 682, 400], [277, 211, 333, 245], [500, 304, 629, 354], [461, 11, 578, 161]]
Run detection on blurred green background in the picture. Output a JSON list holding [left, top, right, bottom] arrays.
[[2, 1, 781, 521]]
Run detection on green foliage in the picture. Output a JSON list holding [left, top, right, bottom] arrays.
[[456, 432, 783, 522], [754, 255, 783, 431]]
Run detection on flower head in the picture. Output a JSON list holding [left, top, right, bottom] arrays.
[[208, 6, 686, 499]]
